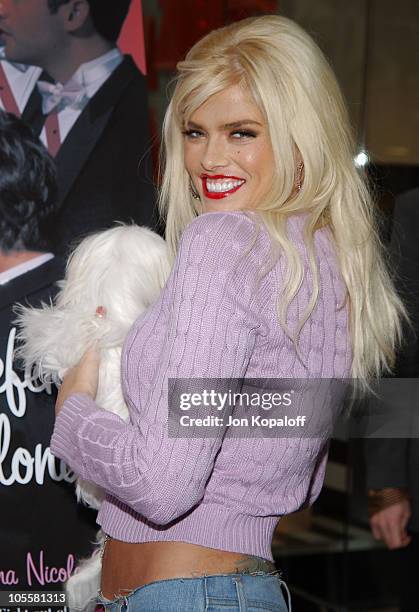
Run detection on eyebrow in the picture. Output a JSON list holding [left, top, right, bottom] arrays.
[[223, 120, 263, 129], [185, 119, 263, 130]]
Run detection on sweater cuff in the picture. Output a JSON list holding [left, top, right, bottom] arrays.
[[50, 392, 100, 474]]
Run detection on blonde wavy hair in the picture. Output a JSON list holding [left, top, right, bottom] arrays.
[[159, 14, 405, 382]]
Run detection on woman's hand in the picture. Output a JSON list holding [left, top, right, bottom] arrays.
[[56, 346, 100, 416]]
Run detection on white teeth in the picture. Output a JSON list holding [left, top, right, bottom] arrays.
[[205, 179, 245, 193]]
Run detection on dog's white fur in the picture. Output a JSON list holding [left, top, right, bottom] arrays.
[[16, 225, 171, 611]]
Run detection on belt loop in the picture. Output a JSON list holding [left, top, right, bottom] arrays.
[[280, 578, 292, 612], [233, 576, 247, 612], [204, 576, 209, 611], [118, 597, 128, 612]]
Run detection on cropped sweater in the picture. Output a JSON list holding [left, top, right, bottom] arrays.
[[50, 211, 351, 561]]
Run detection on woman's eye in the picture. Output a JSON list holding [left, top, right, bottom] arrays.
[[231, 130, 257, 139], [183, 130, 204, 139]]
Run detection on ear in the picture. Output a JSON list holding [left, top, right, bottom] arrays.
[[58, 0, 90, 33]]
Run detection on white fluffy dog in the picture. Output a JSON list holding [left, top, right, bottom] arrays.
[[16, 225, 171, 611]]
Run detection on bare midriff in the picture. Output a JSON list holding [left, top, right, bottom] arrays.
[[100, 538, 276, 600]]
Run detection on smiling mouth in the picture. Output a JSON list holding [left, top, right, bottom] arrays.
[[201, 175, 246, 199]]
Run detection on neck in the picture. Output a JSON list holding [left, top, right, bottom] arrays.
[[43, 37, 114, 84], [0, 250, 45, 273]]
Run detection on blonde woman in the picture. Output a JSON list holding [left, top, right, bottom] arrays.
[[51, 15, 404, 611]]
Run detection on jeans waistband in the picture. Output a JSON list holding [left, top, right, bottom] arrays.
[[97, 572, 291, 612]]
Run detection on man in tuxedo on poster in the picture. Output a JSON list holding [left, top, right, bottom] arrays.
[[0, 38, 40, 115], [0, 111, 98, 592], [0, 0, 157, 254]]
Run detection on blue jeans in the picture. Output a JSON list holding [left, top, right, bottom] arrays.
[[96, 573, 291, 611]]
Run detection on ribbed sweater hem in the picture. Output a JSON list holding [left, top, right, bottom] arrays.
[[97, 498, 279, 562]]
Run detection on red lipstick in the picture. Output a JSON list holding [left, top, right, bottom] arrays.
[[201, 174, 245, 200]]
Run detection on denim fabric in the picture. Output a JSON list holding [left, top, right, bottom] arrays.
[[96, 573, 291, 611]]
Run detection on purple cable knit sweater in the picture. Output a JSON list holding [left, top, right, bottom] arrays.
[[50, 211, 351, 561]]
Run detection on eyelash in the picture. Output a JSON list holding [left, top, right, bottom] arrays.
[[231, 130, 257, 139], [182, 130, 257, 140], [182, 130, 203, 139]]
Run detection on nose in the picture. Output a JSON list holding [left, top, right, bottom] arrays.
[[200, 136, 229, 172]]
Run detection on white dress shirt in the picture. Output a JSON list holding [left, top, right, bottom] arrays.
[[0, 47, 41, 114], [38, 48, 123, 147], [0, 253, 54, 286]]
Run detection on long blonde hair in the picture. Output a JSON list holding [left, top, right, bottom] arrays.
[[159, 15, 405, 382]]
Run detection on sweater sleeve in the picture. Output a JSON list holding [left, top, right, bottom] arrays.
[[50, 213, 267, 524]]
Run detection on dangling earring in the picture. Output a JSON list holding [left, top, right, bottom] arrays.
[[296, 161, 304, 192], [189, 181, 200, 200], [189, 180, 203, 214]]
